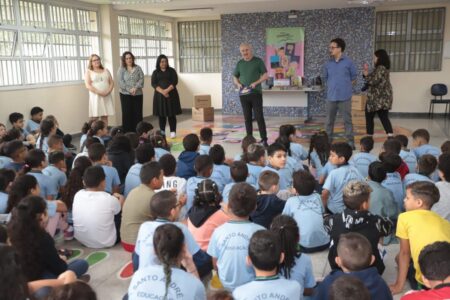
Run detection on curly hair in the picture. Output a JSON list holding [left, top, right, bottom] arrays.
[[61, 156, 92, 210], [7, 196, 47, 281]]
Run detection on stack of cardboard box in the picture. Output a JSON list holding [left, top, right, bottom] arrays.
[[192, 95, 214, 122], [351, 94, 367, 126]]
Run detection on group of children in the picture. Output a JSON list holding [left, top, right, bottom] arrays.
[[0, 106, 449, 299]]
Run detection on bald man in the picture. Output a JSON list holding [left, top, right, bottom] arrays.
[[233, 43, 268, 147]]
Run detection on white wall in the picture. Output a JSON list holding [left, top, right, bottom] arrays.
[[377, 2, 450, 113], [0, 84, 90, 134], [177, 73, 223, 108]]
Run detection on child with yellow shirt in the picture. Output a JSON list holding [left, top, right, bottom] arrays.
[[390, 181, 450, 294]]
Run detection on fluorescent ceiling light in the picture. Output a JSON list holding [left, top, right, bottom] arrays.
[[164, 7, 214, 12]]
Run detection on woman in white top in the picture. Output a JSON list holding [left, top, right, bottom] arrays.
[[84, 54, 115, 126]]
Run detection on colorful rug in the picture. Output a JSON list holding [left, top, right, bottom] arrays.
[[168, 115, 411, 152]]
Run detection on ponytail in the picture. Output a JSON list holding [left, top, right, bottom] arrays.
[[270, 215, 300, 279], [88, 120, 106, 138], [38, 119, 55, 150]]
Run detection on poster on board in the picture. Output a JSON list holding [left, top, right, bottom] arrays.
[[266, 27, 304, 86]]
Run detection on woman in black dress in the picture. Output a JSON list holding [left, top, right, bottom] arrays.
[[151, 54, 182, 138]]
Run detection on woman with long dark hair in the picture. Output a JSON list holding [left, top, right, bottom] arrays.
[[151, 54, 182, 138], [7, 196, 88, 281], [117, 51, 145, 133], [363, 49, 394, 137]]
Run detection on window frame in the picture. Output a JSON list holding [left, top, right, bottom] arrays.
[[375, 7, 446, 72], [177, 20, 222, 73], [0, 0, 101, 90], [117, 12, 175, 76]]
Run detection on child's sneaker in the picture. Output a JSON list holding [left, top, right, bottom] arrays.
[[64, 225, 74, 241]]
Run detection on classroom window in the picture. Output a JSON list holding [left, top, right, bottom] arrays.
[[178, 20, 221, 73], [0, 0, 100, 87], [118, 15, 174, 75], [375, 7, 445, 72]]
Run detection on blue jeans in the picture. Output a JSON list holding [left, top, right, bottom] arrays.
[[42, 259, 89, 279]]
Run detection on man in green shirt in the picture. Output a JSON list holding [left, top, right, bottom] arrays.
[[233, 43, 269, 147]]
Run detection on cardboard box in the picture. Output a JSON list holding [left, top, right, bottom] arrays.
[[194, 95, 212, 108], [192, 107, 214, 122], [352, 94, 367, 111], [351, 110, 366, 119]]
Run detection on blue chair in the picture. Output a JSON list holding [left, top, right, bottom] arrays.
[[429, 83, 450, 118]]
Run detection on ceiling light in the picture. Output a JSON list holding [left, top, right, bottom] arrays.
[[164, 7, 214, 12], [112, 0, 171, 4]]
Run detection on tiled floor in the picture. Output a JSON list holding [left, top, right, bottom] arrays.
[[68, 113, 449, 300]]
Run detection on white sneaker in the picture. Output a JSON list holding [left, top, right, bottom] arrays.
[[170, 132, 176, 138]]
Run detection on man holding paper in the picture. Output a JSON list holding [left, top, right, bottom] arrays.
[[233, 43, 269, 147]]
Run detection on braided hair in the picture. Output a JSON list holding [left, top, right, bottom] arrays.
[[193, 179, 222, 207], [270, 215, 300, 279], [153, 224, 184, 300]]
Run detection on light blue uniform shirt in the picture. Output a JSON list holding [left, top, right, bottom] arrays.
[[261, 165, 292, 190], [0, 192, 8, 214], [43, 165, 67, 194], [400, 149, 417, 174], [29, 171, 58, 199], [36, 136, 49, 153], [186, 176, 208, 212], [246, 163, 263, 187], [210, 164, 231, 193], [135, 219, 200, 269], [350, 152, 377, 178], [26, 119, 40, 134], [382, 172, 405, 212], [290, 142, 308, 161], [413, 144, 441, 159], [222, 182, 235, 204], [198, 144, 210, 155], [367, 180, 398, 220], [128, 266, 205, 300], [286, 156, 303, 173], [124, 163, 142, 197], [101, 165, 121, 194], [403, 173, 433, 189], [207, 220, 265, 290], [233, 276, 301, 300], [79, 134, 87, 150], [310, 151, 331, 180], [0, 156, 13, 169], [283, 193, 330, 248], [280, 253, 316, 296], [323, 164, 364, 213], [154, 147, 170, 161], [322, 55, 357, 101]]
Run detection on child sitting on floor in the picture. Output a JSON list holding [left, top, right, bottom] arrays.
[[186, 155, 214, 216], [209, 144, 232, 192], [325, 180, 393, 275], [207, 183, 265, 290], [242, 143, 265, 187], [232, 230, 301, 300], [270, 215, 316, 297], [250, 170, 285, 229], [222, 161, 248, 204], [403, 154, 436, 187], [199, 127, 213, 155], [187, 179, 230, 251], [234, 135, 257, 161], [395, 134, 417, 174], [431, 153, 450, 221], [315, 232, 393, 300], [367, 161, 398, 221], [88, 143, 120, 194], [156, 154, 186, 202], [412, 128, 441, 159], [135, 121, 153, 145], [380, 152, 405, 212], [283, 170, 330, 253], [350, 136, 377, 178], [26, 106, 44, 135], [149, 130, 171, 161], [176, 133, 200, 180]]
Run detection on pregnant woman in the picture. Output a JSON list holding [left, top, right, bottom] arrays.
[[84, 54, 115, 126]]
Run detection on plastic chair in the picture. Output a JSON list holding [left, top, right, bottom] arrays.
[[429, 83, 450, 118]]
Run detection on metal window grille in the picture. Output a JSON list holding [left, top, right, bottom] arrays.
[[375, 7, 445, 72], [118, 15, 174, 75], [0, 0, 16, 25], [178, 20, 221, 73], [0, 0, 100, 87]]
